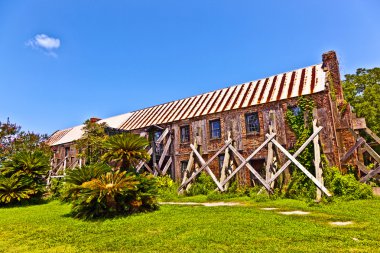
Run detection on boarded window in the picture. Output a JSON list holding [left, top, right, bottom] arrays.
[[180, 125, 190, 143], [245, 112, 260, 133], [209, 119, 221, 139]]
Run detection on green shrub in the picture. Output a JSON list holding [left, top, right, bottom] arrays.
[[70, 170, 158, 219], [0, 175, 36, 205], [186, 172, 216, 196], [0, 150, 50, 205], [156, 175, 178, 201], [323, 167, 373, 200]]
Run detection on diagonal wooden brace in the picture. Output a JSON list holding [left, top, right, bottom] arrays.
[[228, 145, 273, 194], [360, 165, 380, 183], [268, 126, 323, 184], [268, 135, 332, 197], [220, 133, 276, 193], [178, 140, 232, 191]]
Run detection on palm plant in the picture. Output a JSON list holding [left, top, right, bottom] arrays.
[[101, 133, 150, 172], [0, 175, 35, 204], [1, 150, 50, 181], [72, 171, 139, 219]]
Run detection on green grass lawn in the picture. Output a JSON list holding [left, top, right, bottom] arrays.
[[0, 199, 380, 253]]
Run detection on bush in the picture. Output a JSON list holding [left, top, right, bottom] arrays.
[[325, 167, 373, 200], [0, 150, 50, 205], [70, 170, 158, 219], [186, 172, 216, 196], [156, 175, 178, 201]]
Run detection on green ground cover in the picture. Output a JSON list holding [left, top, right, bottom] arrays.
[[0, 199, 379, 253]]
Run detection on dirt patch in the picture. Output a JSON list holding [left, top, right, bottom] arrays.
[[329, 221, 353, 226], [261, 207, 278, 210], [279, 210, 310, 215]]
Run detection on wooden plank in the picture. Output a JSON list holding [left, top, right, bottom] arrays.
[[265, 125, 274, 184], [313, 118, 323, 201], [156, 128, 169, 144], [340, 138, 365, 162], [268, 126, 323, 183], [360, 165, 380, 183], [219, 132, 231, 186], [162, 157, 172, 175], [136, 147, 153, 172], [178, 140, 232, 191], [228, 145, 273, 193], [269, 136, 332, 197], [355, 160, 369, 174], [221, 133, 276, 188], [180, 140, 197, 189], [348, 128, 380, 164], [352, 117, 367, 130], [158, 137, 172, 168], [365, 128, 380, 144], [190, 147, 225, 191]]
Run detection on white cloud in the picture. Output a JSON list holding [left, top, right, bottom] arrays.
[[26, 34, 60, 56]]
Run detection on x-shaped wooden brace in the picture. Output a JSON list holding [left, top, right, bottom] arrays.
[[220, 133, 276, 194], [178, 140, 232, 192], [360, 165, 380, 183], [265, 132, 332, 197]]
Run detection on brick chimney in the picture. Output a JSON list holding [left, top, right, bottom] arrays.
[[89, 117, 101, 123], [322, 51, 344, 102]]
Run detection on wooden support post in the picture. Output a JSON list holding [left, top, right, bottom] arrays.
[[313, 117, 323, 201], [360, 165, 380, 183], [364, 128, 380, 145], [178, 140, 232, 191], [179, 139, 198, 193], [220, 133, 276, 193], [266, 125, 275, 187], [220, 132, 232, 190], [268, 126, 323, 184], [348, 128, 380, 164], [268, 134, 332, 197]]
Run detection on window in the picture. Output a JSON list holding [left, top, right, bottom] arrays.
[[289, 105, 301, 116], [154, 131, 163, 155], [180, 125, 190, 143], [209, 119, 221, 139], [245, 112, 260, 134], [181, 160, 189, 175]]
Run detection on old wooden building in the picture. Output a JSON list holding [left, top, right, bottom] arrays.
[[47, 51, 358, 184]]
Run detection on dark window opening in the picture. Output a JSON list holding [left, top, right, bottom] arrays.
[[245, 112, 260, 133], [210, 119, 221, 139], [181, 160, 189, 177], [289, 105, 302, 116], [154, 131, 163, 156], [180, 125, 190, 143]]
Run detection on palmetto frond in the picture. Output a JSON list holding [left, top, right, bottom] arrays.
[[0, 175, 36, 204], [101, 133, 150, 171], [81, 171, 138, 207], [1, 150, 50, 179], [65, 163, 112, 186]]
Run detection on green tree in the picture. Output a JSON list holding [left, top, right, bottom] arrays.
[[75, 120, 108, 165], [342, 68, 380, 135], [101, 133, 150, 172]]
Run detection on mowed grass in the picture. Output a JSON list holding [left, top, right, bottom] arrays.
[[0, 199, 380, 253]]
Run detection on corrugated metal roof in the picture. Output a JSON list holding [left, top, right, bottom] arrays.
[[47, 113, 133, 146], [120, 64, 325, 130]]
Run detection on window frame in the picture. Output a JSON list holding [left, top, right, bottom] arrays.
[[245, 112, 260, 134], [180, 125, 190, 143], [209, 119, 221, 139]]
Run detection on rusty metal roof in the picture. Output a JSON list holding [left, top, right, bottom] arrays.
[[47, 113, 133, 146], [120, 64, 325, 130]]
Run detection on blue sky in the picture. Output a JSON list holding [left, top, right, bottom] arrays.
[[1, 1, 379, 135]]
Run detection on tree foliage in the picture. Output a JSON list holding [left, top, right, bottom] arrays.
[[75, 120, 108, 165], [342, 67, 380, 135], [101, 133, 150, 172]]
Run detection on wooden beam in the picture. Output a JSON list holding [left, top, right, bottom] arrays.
[[360, 165, 380, 183], [219, 133, 276, 189], [158, 137, 172, 168], [178, 140, 232, 191], [190, 146, 225, 191], [340, 137, 365, 162], [348, 128, 380, 164], [313, 118, 323, 201], [355, 160, 369, 174], [228, 144, 273, 193], [162, 157, 172, 175], [268, 126, 323, 184], [268, 135, 332, 197], [364, 128, 380, 145], [156, 128, 169, 144]]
